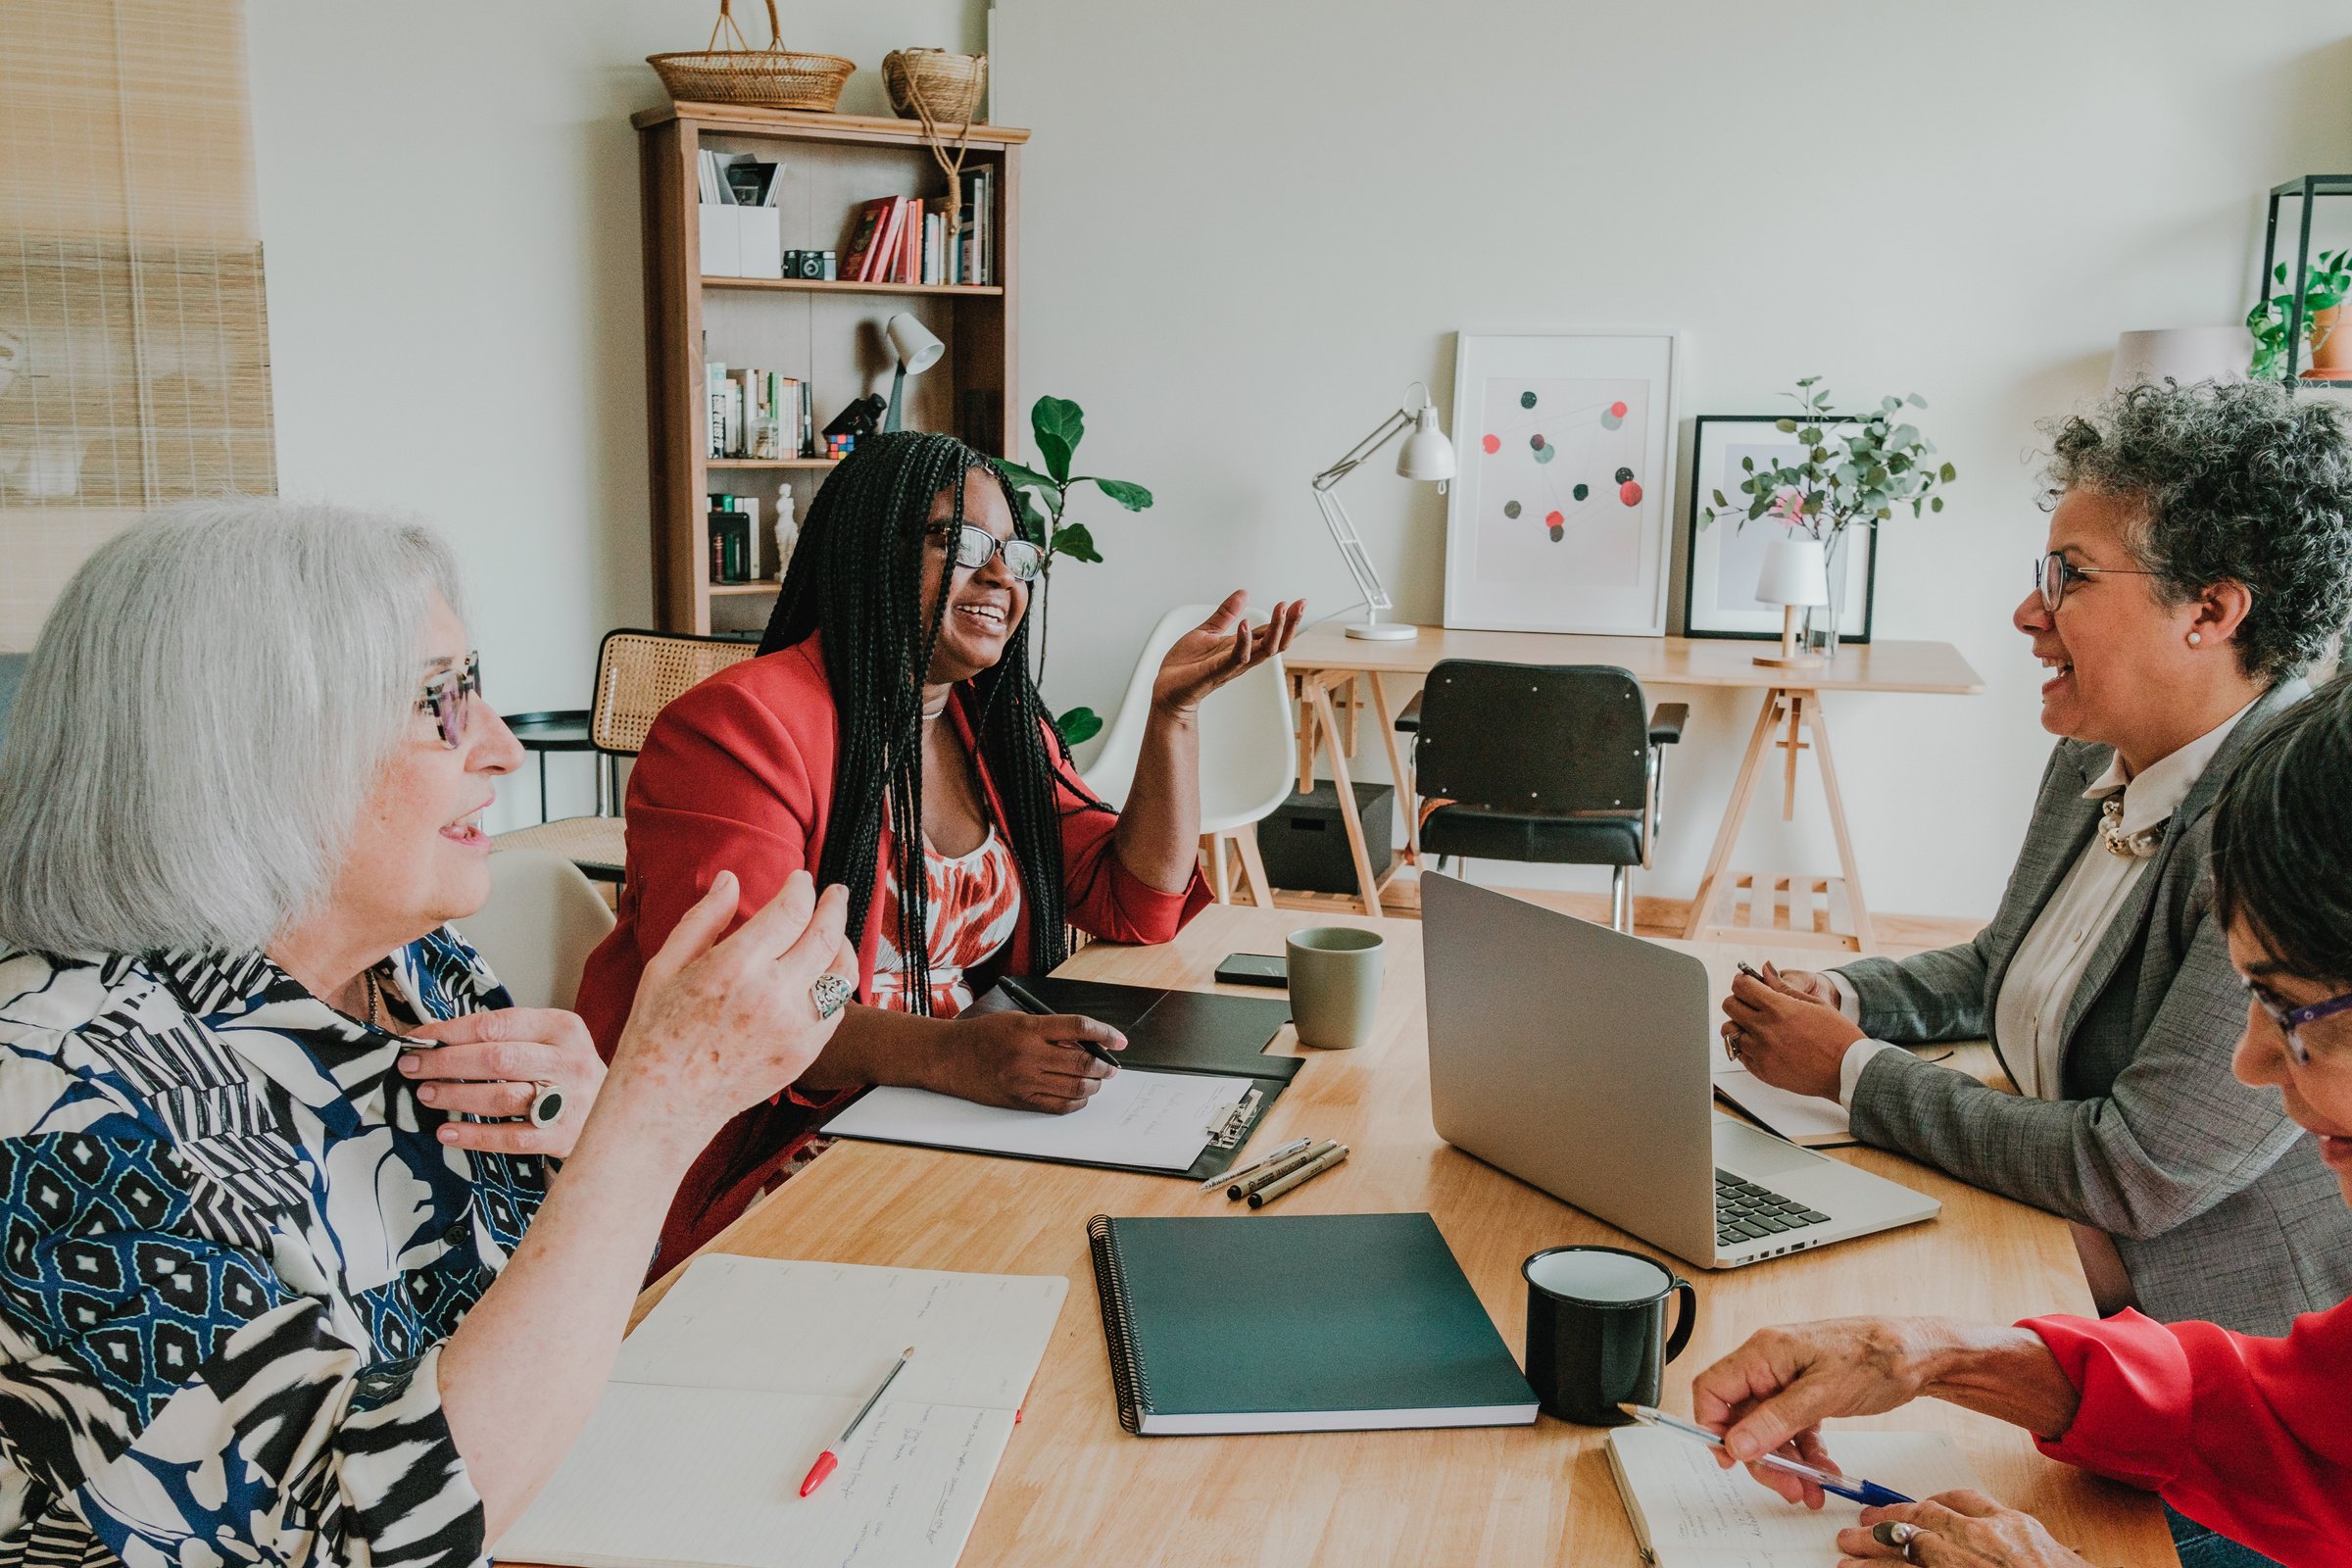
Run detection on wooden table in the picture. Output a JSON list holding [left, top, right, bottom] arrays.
[[1281, 625, 1985, 951], [632, 906, 2172, 1568]]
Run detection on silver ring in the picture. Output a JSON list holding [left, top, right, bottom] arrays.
[[811, 973, 853, 1020], [527, 1081, 565, 1128], [1872, 1520, 1923, 1562]]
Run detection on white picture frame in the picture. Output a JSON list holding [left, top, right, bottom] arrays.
[[1442, 331, 1679, 635], [1682, 414, 1876, 643]]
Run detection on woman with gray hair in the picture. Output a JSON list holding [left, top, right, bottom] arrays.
[[0, 499, 856, 1568]]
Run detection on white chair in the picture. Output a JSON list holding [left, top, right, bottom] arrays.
[[1081, 604, 1296, 906], [459, 849, 618, 1010]]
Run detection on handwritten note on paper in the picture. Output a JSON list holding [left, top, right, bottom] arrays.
[[824, 1068, 1252, 1170], [1607, 1426, 1984, 1566]]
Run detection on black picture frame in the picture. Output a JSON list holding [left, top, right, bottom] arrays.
[[1680, 413, 1877, 644]]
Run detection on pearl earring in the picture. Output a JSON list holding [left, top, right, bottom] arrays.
[[2187, 632, 2203, 646]]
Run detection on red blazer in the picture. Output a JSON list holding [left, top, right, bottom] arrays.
[[574, 633, 1209, 1268], [2026, 1299, 2352, 1566]]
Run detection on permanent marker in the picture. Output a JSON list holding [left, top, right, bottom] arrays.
[[1200, 1136, 1312, 1191], [996, 976, 1121, 1068], [1615, 1403, 1915, 1509]]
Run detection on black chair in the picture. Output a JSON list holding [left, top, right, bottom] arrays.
[[1404, 661, 1687, 931]]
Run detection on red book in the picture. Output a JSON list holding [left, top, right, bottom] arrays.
[[840, 197, 895, 282]]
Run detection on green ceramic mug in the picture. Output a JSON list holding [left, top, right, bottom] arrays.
[[1283, 925, 1386, 1050]]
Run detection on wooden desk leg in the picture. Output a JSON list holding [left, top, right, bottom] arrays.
[[1306, 681, 1384, 917], [1682, 688, 1787, 941], [1292, 671, 1315, 794], [1365, 671, 1418, 862], [1200, 832, 1231, 904], [1803, 692, 1877, 950]]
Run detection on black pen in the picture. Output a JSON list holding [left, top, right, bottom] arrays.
[[995, 976, 1121, 1068]]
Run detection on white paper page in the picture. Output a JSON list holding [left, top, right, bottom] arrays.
[[1611, 1428, 1983, 1555], [1713, 1063, 1855, 1146], [498, 1383, 1013, 1568], [616, 1256, 1066, 1409], [824, 1068, 1250, 1171]]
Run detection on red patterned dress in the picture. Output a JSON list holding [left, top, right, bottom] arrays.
[[868, 827, 1025, 1017]]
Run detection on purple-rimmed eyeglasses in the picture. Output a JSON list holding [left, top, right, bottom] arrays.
[[2035, 551, 2160, 613], [417, 652, 483, 750], [2241, 976, 2352, 1066]]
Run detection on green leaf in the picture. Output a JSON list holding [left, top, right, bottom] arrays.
[[1799, 426, 1823, 445], [1740, 456, 1756, 471], [1907, 393, 1929, 408], [1055, 706, 1102, 747], [1015, 487, 1052, 541], [1711, 488, 1729, 507], [1938, 462, 1957, 482], [1931, 496, 1944, 513], [1882, 395, 1901, 413], [1084, 476, 1154, 512], [993, 458, 1057, 494], [1890, 424, 1921, 449], [1051, 520, 1102, 564], [1775, 418, 1799, 433], [1031, 395, 1085, 484]]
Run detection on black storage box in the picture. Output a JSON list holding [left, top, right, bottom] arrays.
[[1258, 779, 1394, 894]]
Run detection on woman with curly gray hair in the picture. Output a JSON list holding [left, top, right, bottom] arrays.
[[1718, 379, 2352, 1563]]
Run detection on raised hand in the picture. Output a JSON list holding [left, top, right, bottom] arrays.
[[1151, 592, 1305, 715]]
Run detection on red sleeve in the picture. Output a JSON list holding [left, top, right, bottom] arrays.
[[1045, 719, 1211, 944], [2027, 1302, 2352, 1566]]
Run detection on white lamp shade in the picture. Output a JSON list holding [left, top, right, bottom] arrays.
[[2107, 326, 2248, 394], [1754, 534, 1831, 608], [1396, 404, 1455, 481], [885, 312, 946, 374]]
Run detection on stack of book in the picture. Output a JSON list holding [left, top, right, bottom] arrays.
[[708, 492, 762, 584], [839, 167, 996, 287], [706, 363, 815, 461]]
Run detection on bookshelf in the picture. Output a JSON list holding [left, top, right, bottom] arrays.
[[633, 102, 1028, 636]]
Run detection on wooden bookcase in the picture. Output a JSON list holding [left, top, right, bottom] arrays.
[[632, 101, 1029, 636]]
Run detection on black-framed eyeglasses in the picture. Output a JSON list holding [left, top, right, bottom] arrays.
[[2241, 975, 2352, 1067], [936, 521, 1044, 582], [2035, 551, 2160, 613], [417, 652, 483, 750]]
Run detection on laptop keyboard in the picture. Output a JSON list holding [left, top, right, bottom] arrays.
[[1716, 1169, 1832, 1249]]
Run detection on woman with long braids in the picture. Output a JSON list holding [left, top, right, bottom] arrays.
[[576, 431, 1301, 1266]]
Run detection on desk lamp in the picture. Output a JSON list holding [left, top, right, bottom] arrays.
[[1752, 533, 1830, 668], [883, 313, 945, 433], [1310, 380, 1456, 640]]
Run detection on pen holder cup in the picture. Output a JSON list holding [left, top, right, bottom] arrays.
[[1521, 1246, 1695, 1426], [1284, 926, 1384, 1050]]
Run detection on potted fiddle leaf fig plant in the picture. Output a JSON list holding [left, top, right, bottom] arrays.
[[993, 394, 1153, 744], [2248, 248, 2352, 381], [1701, 377, 1957, 660]]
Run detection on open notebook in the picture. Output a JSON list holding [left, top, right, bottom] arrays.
[[497, 1255, 1065, 1568], [1605, 1426, 1984, 1567]]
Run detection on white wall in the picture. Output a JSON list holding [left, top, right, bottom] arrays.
[[250, 2, 2352, 911], [992, 0, 2352, 917], [246, 1, 984, 826]]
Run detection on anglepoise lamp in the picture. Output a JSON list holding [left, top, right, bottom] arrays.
[[1310, 381, 1456, 640], [882, 313, 945, 433]]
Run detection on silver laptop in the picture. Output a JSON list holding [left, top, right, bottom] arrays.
[[1421, 873, 1938, 1270]]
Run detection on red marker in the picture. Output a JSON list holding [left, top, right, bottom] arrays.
[[800, 1347, 914, 1497]]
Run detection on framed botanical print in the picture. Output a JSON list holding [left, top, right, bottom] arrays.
[[1442, 331, 1678, 635], [1681, 413, 1876, 644]]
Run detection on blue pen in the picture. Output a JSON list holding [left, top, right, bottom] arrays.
[[1617, 1403, 1915, 1508]]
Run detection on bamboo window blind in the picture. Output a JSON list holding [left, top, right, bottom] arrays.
[[0, 0, 274, 649]]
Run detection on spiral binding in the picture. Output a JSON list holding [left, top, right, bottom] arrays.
[[1086, 1213, 1152, 1434]]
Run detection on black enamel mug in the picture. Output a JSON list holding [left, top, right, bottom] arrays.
[[1521, 1245, 1697, 1425]]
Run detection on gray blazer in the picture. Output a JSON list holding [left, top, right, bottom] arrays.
[[1838, 680, 2352, 1336]]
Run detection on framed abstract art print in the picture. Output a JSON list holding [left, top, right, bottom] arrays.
[[1681, 413, 1877, 644], [1441, 331, 1679, 635]]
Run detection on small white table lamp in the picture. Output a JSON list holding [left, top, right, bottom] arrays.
[[1752, 533, 1831, 668], [2107, 326, 2249, 394], [1310, 381, 1456, 640], [883, 313, 946, 433]]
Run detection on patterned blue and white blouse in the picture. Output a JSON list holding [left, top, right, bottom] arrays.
[[0, 930, 546, 1568]]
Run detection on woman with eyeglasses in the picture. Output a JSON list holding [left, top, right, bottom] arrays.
[[1716, 379, 2352, 1566], [1691, 674, 2352, 1568], [0, 501, 856, 1567], [575, 431, 1301, 1266]]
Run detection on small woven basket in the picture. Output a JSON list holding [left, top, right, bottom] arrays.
[[883, 48, 987, 123], [648, 0, 855, 114]]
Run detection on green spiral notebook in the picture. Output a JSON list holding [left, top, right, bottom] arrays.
[[1086, 1211, 1540, 1435]]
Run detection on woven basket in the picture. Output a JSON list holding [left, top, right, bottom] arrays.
[[883, 48, 986, 123], [648, 0, 855, 114]]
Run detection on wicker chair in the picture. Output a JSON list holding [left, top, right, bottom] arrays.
[[492, 629, 759, 882]]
